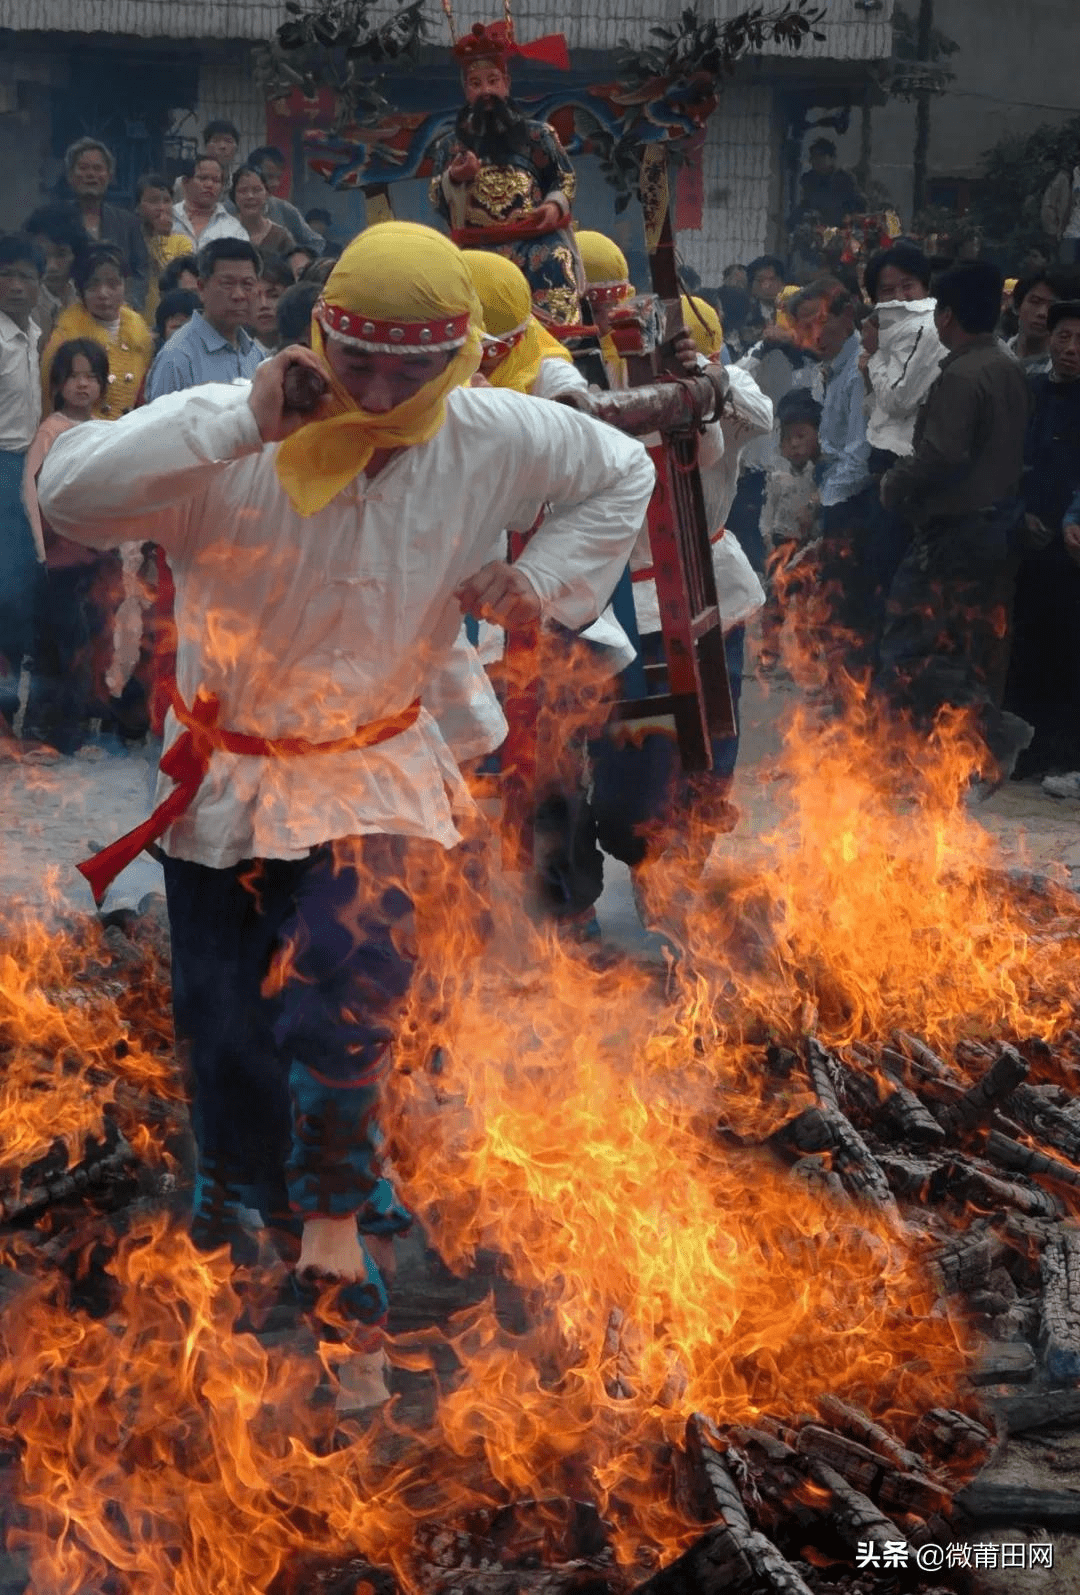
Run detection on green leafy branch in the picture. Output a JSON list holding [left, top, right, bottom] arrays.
[[252, 0, 427, 125]]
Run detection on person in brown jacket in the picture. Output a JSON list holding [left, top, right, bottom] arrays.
[[878, 261, 1034, 786]]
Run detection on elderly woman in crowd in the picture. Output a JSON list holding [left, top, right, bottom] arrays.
[[230, 165, 296, 259]]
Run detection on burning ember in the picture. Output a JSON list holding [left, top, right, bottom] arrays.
[[2, 696, 1079, 1593]]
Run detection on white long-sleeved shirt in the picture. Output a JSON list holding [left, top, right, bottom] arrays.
[[39, 381, 654, 868], [0, 311, 42, 452], [632, 364, 773, 636], [462, 356, 636, 673], [171, 201, 248, 247], [865, 298, 947, 457]]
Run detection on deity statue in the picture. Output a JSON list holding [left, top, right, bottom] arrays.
[[428, 15, 582, 326]]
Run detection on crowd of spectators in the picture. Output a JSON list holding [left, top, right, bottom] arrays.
[[699, 241, 1080, 792], [3, 117, 1080, 807], [0, 121, 341, 759]]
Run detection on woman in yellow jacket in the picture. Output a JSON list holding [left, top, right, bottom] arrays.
[[41, 242, 153, 420]]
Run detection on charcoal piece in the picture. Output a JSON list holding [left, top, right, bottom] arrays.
[[796, 1426, 880, 1496], [970, 1340, 1037, 1386], [774, 1103, 897, 1214], [877, 1471, 950, 1519], [891, 1033, 966, 1088], [815, 1395, 932, 1477], [0, 1134, 137, 1224], [984, 1132, 1080, 1191], [728, 1425, 799, 1465], [880, 1045, 966, 1108], [805, 1038, 842, 1111], [936, 1045, 1029, 1137], [928, 1229, 1002, 1295], [910, 1408, 992, 1465], [946, 1155, 1062, 1219], [805, 1460, 907, 1555], [876, 1150, 951, 1202], [982, 1386, 1080, 1435], [953, 1481, 1080, 1528], [1009, 1085, 1080, 1163], [788, 1155, 847, 1203], [765, 1045, 800, 1081], [630, 1524, 813, 1595], [1039, 1228, 1080, 1381], [268, 1555, 398, 1595], [879, 1080, 947, 1146]]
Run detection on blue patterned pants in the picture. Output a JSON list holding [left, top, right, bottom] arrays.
[[164, 835, 417, 1321]]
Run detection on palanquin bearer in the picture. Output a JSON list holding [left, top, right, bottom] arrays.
[[428, 4, 583, 326], [459, 248, 638, 932], [38, 221, 654, 1410]]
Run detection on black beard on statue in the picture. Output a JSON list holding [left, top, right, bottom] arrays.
[[455, 95, 531, 160]]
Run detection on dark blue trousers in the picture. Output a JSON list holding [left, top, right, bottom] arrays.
[[590, 625, 746, 870], [0, 449, 44, 726], [164, 835, 416, 1313]]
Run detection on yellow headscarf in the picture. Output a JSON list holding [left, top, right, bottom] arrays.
[[576, 231, 631, 293], [462, 250, 571, 393], [275, 221, 483, 515], [574, 232, 634, 384], [775, 283, 800, 334], [681, 293, 724, 358]]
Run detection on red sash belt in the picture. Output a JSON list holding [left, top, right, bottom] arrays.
[[631, 526, 726, 584], [77, 690, 422, 905]]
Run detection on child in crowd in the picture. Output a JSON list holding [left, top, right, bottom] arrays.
[[41, 242, 153, 419], [22, 339, 115, 752], [759, 390, 823, 673], [153, 288, 200, 350]]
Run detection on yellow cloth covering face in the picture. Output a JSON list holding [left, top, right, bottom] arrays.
[[575, 231, 631, 290], [573, 232, 634, 385], [462, 250, 571, 393], [275, 221, 483, 515], [681, 293, 723, 358]]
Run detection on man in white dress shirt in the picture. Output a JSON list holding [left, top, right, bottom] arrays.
[[0, 235, 44, 738], [39, 221, 654, 1409]]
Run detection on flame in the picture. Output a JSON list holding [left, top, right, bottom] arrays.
[[0, 913, 179, 1204], [2, 678, 1079, 1591]]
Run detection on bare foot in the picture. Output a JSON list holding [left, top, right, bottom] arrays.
[[335, 1347, 390, 1413], [297, 1214, 369, 1280]]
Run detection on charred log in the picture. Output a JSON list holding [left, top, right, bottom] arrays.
[[982, 1385, 1080, 1435], [910, 1407, 993, 1467], [984, 1132, 1080, 1192], [971, 1339, 1037, 1385], [935, 1045, 1029, 1138], [815, 1395, 935, 1479], [927, 1229, 1003, 1296], [954, 1480, 1080, 1528], [805, 1460, 908, 1557], [1039, 1228, 1080, 1381]]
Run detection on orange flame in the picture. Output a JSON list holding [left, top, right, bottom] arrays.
[[2, 681, 1078, 1590]]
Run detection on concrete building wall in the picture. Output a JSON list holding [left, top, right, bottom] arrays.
[[6, 0, 894, 56], [821, 0, 1080, 225], [0, 44, 60, 225], [679, 83, 778, 283]]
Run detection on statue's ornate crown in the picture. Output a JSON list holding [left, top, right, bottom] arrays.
[[453, 20, 514, 68]]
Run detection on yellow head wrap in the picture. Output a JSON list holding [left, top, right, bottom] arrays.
[[681, 293, 724, 358], [574, 232, 634, 383], [462, 250, 571, 393], [275, 221, 483, 515], [775, 282, 800, 333], [575, 231, 631, 291]]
